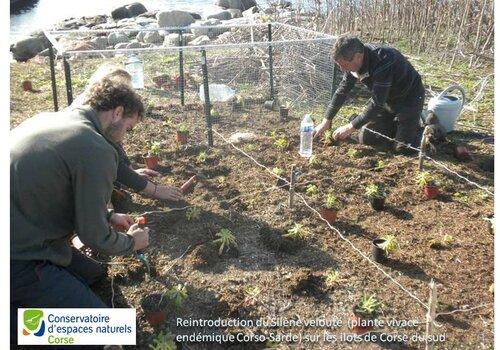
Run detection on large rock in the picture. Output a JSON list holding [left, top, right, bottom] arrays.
[[111, 6, 131, 20], [56, 18, 86, 30], [188, 35, 210, 46], [135, 17, 156, 26], [190, 19, 228, 38], [126, 41, 144, 49], [190, 12, 202, 20], [83, 15, 107, 27], [143, 31, 163, 44], [241, 0, 257, 10], [207, 10, 232, 20], [107, 32, 130, 46], [214, 0, 250, 10], [157, 10, 195, 28], [242, 6, 259, 17], [126, 2, 147, 16], [10, 37, 48, 61], [163, 33, 194, 46], [136, 31, 147, 42], [227, 9, 242, 18], [90, 36, 109, 50]]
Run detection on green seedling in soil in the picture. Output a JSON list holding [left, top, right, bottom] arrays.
[[166, 284, 188, 309], [347, 148, 360, 158], [309, 155, 320, 167], [185, 206, 201, 221], [243, 285, 261, 307], [305, 184, 319, 196], [324, 193, 341, 210], [268, 129, 278, 138], [164, 176, 176, 185], [162, 116, 173, 129], [272, 167, 284, 177], [365, 184, 385, 199], [177, 124, 188, 134], [324, 129, 333, 144], [274, 137, 287, 150], [148, 142, 162, 157], [215, 175, 227, 187], [325, 270, 340, 287], [196, 151, 207, 163], [244, 144, 257, 152], [376, 234, 398, 255], [452, 192, 470, 204], [149, 331, 176, 350], [374, 160, 386, 170], [416, 171, 436, 187], [210, 108, 220, 119], [284, 223, 308, 239], [213, 229, 237, 255], [429, 234, 454, 249], [355, 294, 381, 316]]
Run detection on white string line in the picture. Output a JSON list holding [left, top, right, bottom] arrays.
[[212, 128, 430, 311], [435, 302, 493, 317]]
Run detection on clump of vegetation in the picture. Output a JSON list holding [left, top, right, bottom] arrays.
[[354, 294, 381, 317], [376, 234, 398, 255], [347, 148, 360, 158], [186, 206, 201, 221], [324, 193, 341, 210], [213, 229, 237, 255], [177, 124, 188, 134], [309, 155, 320, 167], [324, 129, 333, 145], [196, 151, 207, 163], [274, 137, 287, 150], [325, 270, 340, 287], [215, 175, 227, 187], [162, 116, 173, 129], [374, 160, 386, 170], [416, 171, 436, 187], [166, 284, 188, 309], [149, 331, 176, 350], [210, 107, 220, 119], [272, 167, 284, 177], [365, 184, 385, 199], [148, 142, 162, 157], [429, 234, 454, 249], [243, 285, 261, 307], [284, 223, 308, 239], [305, 184, 319, 196], [452, 192, 470, 204]]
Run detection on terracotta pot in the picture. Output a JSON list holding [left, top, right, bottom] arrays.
[[143, 155, 159, 170], [372, 238, 388, 263], [350, 311, 374, 335], [145, 310, 167, 326], [141, 293, 169, 327], [368, 196, 385, 211], [176, 131, 188, 144], [320, 208, 338, 225], [423, 185, 439, 199], [22, 80, 33, 92]]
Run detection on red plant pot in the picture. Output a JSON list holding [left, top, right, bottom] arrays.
[[320, 208, 338, 225], [423, 185, 439, 199], [176, 132, 188, 144], [144, 310, 167, 326], [143, 155, 159, 170], [22, 80, 33, 92], [350, 313, 374, 335]]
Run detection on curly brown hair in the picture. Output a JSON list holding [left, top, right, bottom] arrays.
[[83, 77, 144, 120]]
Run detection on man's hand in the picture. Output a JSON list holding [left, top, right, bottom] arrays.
[[154, 185, 182, 201], [135, 168, 160, 179], [110, 213, 134, 231], [313, 118, 332, 140], [128, 223, 149, 251], [332, 123, 356, 141]]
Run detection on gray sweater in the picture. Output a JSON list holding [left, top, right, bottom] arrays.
[[10, 107, 134, 266]]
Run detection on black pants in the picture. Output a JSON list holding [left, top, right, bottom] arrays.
[[359, 83, 425, 152]]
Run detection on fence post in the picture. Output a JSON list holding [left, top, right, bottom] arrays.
[[48, 44, 59, 111], [267, 23, 275, 101], [425, 279, 437, 350], [201, 49, 213, 147], [418, 126, 431, 171], [178, 31, 185, 106], [62, 56, 73, 106], [289, 164, 296, 208]]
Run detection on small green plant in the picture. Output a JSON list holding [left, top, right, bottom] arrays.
[[177, 124, 188, 134], [196, 151, 207, 163], [210, 108, 220, 118], [269, 129, 278, 138], [186, 206, 201, 221], [309, 155, 320, 167], [347, 148, 360, 158], [245, 285, 261, 297], [305, 184, 319, 196], [429, 234, 454, 249], [324, 193, 341, 210], [274, 137, 287, 150], [213, 228, 237, 254], [365, 184, 385, 199], [149, 331, 176, 350], [355, 294, 381, 316], [162, 116, 173, 129], [374, 160, 385, 170], [452, 192, 470, 204], [244, 144, 257, 152], [284, 223, 307, 239], [272, 167, 284, 177], [416, 171, 435, 187], [324, 129, 333, 143], [325, 270, 340, 287], [149, 142, 162, 157], [166, 284, 188, 309], [376, 234, 398, 255], [215, 175, 226, 187]]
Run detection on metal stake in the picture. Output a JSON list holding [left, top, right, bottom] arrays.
[[267, 23, 275, 101], [63, 57, 73, 106], [178, 31, 185, 106], [201, 49, 213, 147], [48, 44, 59, 111], [288, 164, 296, 208]]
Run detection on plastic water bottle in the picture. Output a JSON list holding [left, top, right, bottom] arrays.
[[299, 114, 314, 157], [125, 54, 144, 89]]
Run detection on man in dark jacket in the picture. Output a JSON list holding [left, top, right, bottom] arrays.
[[314, 34, 425, 153], [10, 78, 149, 345]]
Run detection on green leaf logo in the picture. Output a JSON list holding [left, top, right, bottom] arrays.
[[23, 310, 43, 332]]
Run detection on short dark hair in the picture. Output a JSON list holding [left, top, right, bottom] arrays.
[[333, 34, 364, 61], [84, 78, 144, 120]]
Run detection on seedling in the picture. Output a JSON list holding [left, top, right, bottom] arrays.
[[452, 192, 470, 204], [365, 184, 385, 199], [430, 234, 454, 249], [216, 175, 227, 187], [268, 129, 278, 138], [196, 151, 207, 163], [347, 148, 360, 158], [149, 331, 176, 350], [176, 124, 189, 144], [305, 184, 319, 196], [325, 270, 340, 287], [162, 116, 173, 129], [416, 171, 436, 187], [213, 228, 237, 255], [166, 284, 188, 309], [243, 285, 261, 307], [148, 142, 162, 157], [354, 294, 381, 317], [284, 223, 307, 239], [272, 167, 284, 177], [177, 124, 188, 134], [324, 193, 341, 210], [274, 137, 287, 150], [376, 234, 398, 255], [309, 155, 320, 167], [374, 160, 385, 170], [324, 129, 333, 146], [186, 206, 201, 221]]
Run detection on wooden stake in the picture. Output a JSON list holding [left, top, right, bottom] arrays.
[[425, 279, 437, 350], [418, 125, 431, 171], [289, 164, 296, 208]]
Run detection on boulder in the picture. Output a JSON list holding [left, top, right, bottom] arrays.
[[83, 15, 107, 27], [125, 2, 147, 16], [135, 17, 156, 26], [90, 36, 109, 50], [188, 35, 210, 46], [136, 31, 147, 42], [138, 10, 158, 18], [227, 9, 242, 18], [163, 33, 181, 46], [190, 12, 202, 20], [143, 31, 163, 44], [214, 0, 254, 10], [57, 18, 86, 30], [107, 32, 130, 46], [111, 6, 131, 20], [241, 0, 257, 10], [242, 6, 259, 17], [10, 37, 48, 62], [190, 19, 228, 38], [207, 10, 232, 21], [157, 10, 195, 28], [115, 42, 129, 50], [126, 41, 144, 49]]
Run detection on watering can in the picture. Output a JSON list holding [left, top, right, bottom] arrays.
[[423, 85, 466, 133]]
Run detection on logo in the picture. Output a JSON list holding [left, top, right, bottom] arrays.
[[23, 309, 45, 337]]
